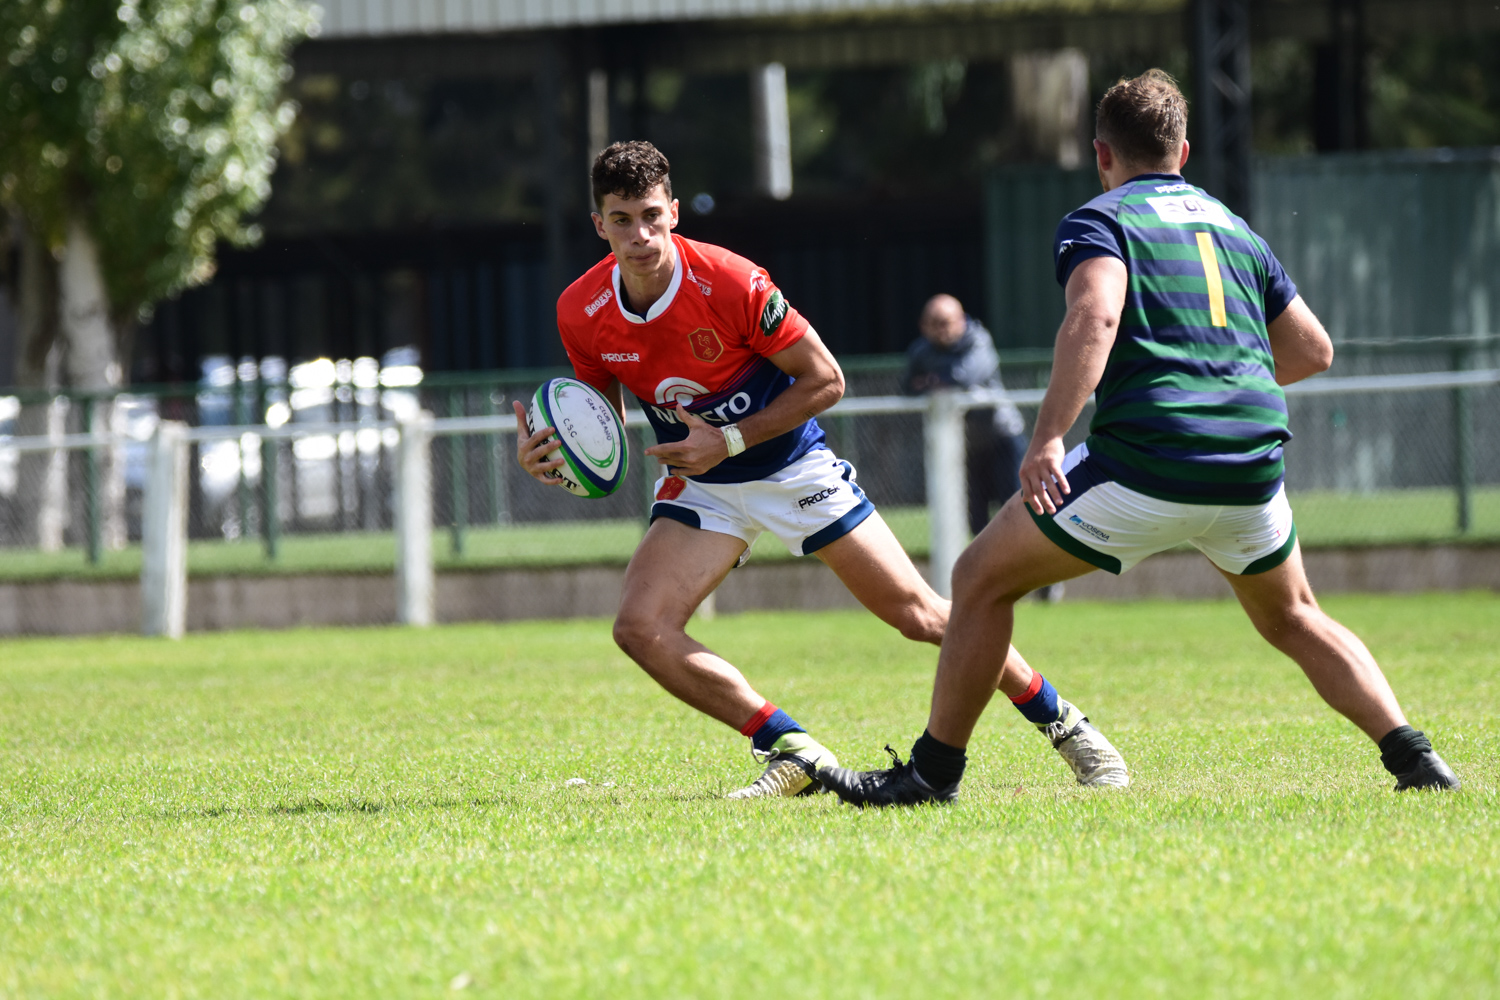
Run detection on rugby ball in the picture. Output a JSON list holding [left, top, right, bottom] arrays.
[[527, 378, 628, 498]]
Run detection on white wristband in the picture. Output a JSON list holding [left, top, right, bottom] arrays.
[[721, 423, 746, 457]]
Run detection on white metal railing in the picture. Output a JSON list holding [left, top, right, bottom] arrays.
[[2, 368, 1493, 636]]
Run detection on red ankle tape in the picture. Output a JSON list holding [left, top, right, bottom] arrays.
[[1009, 672, 1044, 704], [738, 702, 777, 736]]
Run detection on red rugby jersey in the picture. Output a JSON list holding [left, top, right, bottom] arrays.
[[555, 235, 826, 484]]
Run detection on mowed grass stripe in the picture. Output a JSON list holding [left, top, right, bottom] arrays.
[[1, 595, 1496, 998]]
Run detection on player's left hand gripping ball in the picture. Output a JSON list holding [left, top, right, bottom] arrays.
[[526, 378, 629, 498], [643, 407, 729, 478]]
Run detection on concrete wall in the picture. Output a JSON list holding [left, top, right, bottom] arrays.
[[1, 544, 1495, 637]]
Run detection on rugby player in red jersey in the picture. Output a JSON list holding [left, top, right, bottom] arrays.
[[515, 141, 1127, 797]]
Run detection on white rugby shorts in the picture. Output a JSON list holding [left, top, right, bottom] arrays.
[[1031, 443, 1297, 576], [650, 446, 875, 558]]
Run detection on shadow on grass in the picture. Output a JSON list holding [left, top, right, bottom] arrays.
[[149, 788, 730, 823], [268, 797, 386, 816], [182, 794, 508, 820]]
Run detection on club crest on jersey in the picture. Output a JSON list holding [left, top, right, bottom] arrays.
[[689, 328, 724, 363], [760, 290, 787, 336], [584, 287, 613, 317]]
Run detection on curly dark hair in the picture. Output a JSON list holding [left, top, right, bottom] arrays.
[[1095, 69, 1188, 169], [591, 140, 673, 210]]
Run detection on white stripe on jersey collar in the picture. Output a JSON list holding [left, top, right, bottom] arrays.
[[611, 236, 685, 324]]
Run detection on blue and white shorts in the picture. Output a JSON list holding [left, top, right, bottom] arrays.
[[1029, 443, 1297, 576], [650, 447, 876, 558]]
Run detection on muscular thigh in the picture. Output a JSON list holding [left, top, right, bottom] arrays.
[[961, 495, 1099, 601], [619, 518, 747, 628], [814, 510, 937, 615]]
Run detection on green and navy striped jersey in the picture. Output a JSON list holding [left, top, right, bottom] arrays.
[[1053, 173, 1299, 505]]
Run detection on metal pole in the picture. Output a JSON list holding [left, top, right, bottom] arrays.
[[84, 397, 102, 565], [1192, 0, 1253, 219], [141, 420, 189, 638], [484, 386, 500, 525], [837, 413, 859, 470], [1454, 344, 1474, 533], [924, 390, 968, 599], [449, 387, 467, 555], [236, 377, 252, 539], [750, 63, 793, 200], [262, 435, 280, 560], [395, 409, 435, 626], [641, 426, 659, 519]]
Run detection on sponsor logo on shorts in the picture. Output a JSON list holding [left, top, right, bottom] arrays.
[[656, 476, 687, 501], [601, 352, 639, 362], [1068, 513, 1111, 542], [688, 328, 724, 363], [760, 290, 788, 336], [798, 485, 840, 509], [584, 287, 613, 317]]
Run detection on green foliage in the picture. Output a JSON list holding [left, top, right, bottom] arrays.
[[0, 598, 1495, 996], [262, 72, 557, 235], [0, 0, 316, 318], [1368, 34, 1500, 148]]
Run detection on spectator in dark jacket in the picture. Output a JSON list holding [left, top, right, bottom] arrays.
[[904, 294, 1028, 537]]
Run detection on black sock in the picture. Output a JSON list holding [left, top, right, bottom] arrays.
[[1378, 725, 1433, 776], [911, 730, 967, 789]]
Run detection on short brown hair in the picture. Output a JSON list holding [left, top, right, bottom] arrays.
[[591, 140, 672, 210], [1095, 69, 1188, 170]]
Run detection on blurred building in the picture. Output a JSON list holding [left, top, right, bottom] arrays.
[[7, 0, 1500, 386]]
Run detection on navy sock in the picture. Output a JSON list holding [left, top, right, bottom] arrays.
[[1009, 671, 1062, 725], [911, 729, 967, 789], [1378, 725, 1433, 776], [740, 703, 806, 754]]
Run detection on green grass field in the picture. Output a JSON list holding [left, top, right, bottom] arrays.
[[1, 485, 1497, 582], [2, 594, 1496, 998]]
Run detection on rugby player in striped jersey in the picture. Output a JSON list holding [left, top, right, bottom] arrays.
[[820, 70, 1460, 806], [516, 141, 1127, 798]]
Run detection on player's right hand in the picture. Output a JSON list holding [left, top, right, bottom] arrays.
[[513, 400, 568, 485], [1018, 436, 1070, 516]]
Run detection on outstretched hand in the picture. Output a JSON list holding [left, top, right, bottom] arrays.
[[512, 400, 568, 485], [1018, 436, 1070, 515], [643, 407, 730, 478]]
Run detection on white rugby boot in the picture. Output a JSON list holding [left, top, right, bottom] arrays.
[[726, 732, 839, 799], [1043, 699, 1130, 788]]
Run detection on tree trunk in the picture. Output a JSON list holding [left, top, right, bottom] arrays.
[[59, 215, 121, 392], [57, 215, 128, 551], [1010, 50, 1090, 168], [12, 223, 68, 550]]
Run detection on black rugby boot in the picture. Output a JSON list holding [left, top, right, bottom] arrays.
[[818, 746, 959, 808], [1393, 751, 1461, 791]]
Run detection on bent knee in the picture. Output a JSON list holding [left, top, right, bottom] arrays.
[[894, 601, 947, 646], [1248, 593, 1324, 645], [612, 612, 668, 662]]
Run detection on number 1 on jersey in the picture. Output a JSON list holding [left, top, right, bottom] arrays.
[[1194, 231, 1228, 328]]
